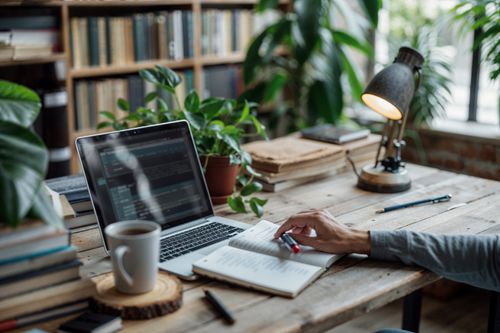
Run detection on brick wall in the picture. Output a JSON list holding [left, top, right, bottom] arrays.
[[402, 128, 500, 181]]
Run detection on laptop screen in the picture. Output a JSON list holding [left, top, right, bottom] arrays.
[[76, 121, 213, 237]]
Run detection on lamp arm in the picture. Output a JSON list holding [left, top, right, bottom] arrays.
[[374, 121, 389, 167]]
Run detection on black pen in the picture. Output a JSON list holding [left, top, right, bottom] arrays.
[[376, 194, 452, 214], [203, 289, 235, 325]]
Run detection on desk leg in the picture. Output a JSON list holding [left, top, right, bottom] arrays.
[[488, 291, 500, 333], [401, 289, 422, 333]]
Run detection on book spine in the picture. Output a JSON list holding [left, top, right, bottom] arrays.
[[87, 17, 99, 67], [105, 17, 112, 65]]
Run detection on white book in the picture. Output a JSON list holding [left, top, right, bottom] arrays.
[[173, 10, 184, 60], [193, 220, 342, 298]]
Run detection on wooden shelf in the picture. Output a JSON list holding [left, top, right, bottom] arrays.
[[64, 0, 193, 6], [200, 53, 245, 66], [70, 59, 195, 79], [0, 53, 66, 67]]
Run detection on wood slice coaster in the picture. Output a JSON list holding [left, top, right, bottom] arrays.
[[90, 271, 183, 320]]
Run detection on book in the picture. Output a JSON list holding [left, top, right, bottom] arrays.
[[302, 124, 370, 144], [0, 300, 88, 332], [243, 137, 345, 174], [65, 211, 97, 229], [45, 174, 90, 204], [254, 157, 346, 184], [12, 45, 53, 60], [193, 220, 342, 298], [0, 230, 69, 264], [57, 312, 122, 333], [0, 246, 77, 280], [259, 171, 335, 192], [0, 278, 96, 321], [0, 259, 81, 300], [58, 311, 122, 333]]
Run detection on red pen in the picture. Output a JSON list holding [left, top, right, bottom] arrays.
[[280, 233, 301, 254]]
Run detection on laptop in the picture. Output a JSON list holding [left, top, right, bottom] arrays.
[[75, 120, 250, 280]]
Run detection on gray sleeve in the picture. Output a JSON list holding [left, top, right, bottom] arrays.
[[369, 230, 500, 292]]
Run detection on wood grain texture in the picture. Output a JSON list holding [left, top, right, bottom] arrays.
[[19, 164, 500, 333], [91, 271, 183, 319]]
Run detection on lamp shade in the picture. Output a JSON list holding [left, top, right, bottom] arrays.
[[362, 47, 424, 120]]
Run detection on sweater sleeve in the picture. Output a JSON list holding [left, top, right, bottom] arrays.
[[369, 230, 500, 292]]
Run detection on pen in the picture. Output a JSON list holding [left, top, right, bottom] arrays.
[[280, 233, 301, 254], [376, 194, 452, 214], [203, 289, 235, 325]]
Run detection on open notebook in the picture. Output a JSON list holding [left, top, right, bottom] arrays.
[[192, 220, 342, 298]]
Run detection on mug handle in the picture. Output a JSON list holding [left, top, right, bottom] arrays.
[[112, 245, 133, 287]]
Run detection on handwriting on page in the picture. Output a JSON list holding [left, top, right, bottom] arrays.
[[214, 247, 312, 275]]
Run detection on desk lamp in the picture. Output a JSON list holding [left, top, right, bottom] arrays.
[[357, 47, 424, 193]]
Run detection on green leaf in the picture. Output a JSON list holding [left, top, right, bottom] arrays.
[[229, 154, 241, 165], [263, 72, 288, 102], [256, 0, 279, 12], [99, 111, 116, 121], [155, 65, 182, 88], [139, 69, 160, 85], [182, 111, 205, 131], [358, 0, 381, 28], [117, 98, 129, 111], [97, 121, 113, 129], [240, 182, 263, 196], [245, 164, 262, 177], [144, 92, 158, 104], [237, 100, 250, 124], [0, 121, 47, 227], [221, 133, 241, 153], [263, 18, 291, 62], [338, 48, 363, 101], [200, 99, 225, 120], [243, 28, 270, 84], [331, 30, 373, 58], [185, 90, 200, 113], [0, 80, 41, 128], [249, 114, 268, 139], [28, 186, 63, 229], [249, 197, 267, 217], [293, 0, 323, 64], [227, 196, 247, 213]]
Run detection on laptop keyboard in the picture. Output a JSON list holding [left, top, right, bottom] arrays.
[[159, 222, 244, 262]]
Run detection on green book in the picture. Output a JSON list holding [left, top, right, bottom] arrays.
[[105, 17, 112, 65], [132, 14, 145, 61], [87, 17, 99, 67]]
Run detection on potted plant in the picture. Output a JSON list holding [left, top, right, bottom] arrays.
[[0, 80, 62, 228], [98, 66, 268, 217], [241, 0, 380, 133]]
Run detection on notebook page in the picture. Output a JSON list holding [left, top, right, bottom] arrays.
[[229, 220, 341, 268], [192, 246, 323, 297]]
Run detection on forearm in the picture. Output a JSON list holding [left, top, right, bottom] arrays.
[[369, 230, 500, 292]]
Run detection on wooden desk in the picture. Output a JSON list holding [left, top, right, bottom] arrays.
[[25, 164, 500, 333]]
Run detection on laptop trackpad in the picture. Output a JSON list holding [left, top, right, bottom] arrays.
[[159, 252, 204, 280]]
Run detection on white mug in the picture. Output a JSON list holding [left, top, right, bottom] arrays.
[[104, 220, 160, 294]]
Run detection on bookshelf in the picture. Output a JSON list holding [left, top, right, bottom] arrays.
[[0, 0, 289, 174]]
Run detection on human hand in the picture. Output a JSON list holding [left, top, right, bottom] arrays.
[[273, 209, 370, 255]]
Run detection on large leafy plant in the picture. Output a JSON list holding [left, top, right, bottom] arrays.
[[242, 0, 380, 132], [387, 0, 452, 126], [99, 66, 268, 217], [0, 80, 62, 228], [452, 0, 499, 81]]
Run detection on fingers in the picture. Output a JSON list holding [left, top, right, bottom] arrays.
[[290, 233, 321, 248]]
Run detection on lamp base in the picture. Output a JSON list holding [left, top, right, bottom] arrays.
[[357, 165, 411, 193]]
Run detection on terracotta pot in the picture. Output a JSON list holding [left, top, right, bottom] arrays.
[[200, 155, 240, 205]]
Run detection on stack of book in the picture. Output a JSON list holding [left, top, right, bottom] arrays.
[[45, 174, 97, 229], [243, 137, 346, 192], [70, 11, 193, 68], [201, 9, 279, 56], [343, 134, 382, 167], [0, 221, 95, 331], [0, 15, 59, 61], [73, 70, 193, 130]]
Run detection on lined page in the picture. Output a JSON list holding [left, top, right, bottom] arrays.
[[192, 246, 323, 297], [229, 220, 342, 268]]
